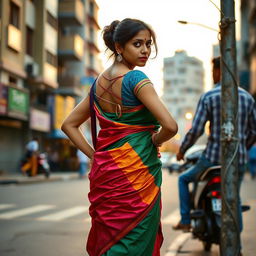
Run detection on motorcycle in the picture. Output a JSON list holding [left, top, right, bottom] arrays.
[[190, 164, 222, 251], [21, 152, 50, 178], [174, 146, 250, 252]]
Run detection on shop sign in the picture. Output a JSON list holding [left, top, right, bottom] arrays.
[[8, 87, 29, 120], [65, 96, 75, 116], [30, 108, 50, 132], [54, 95, 65, 129], [0, 83, 8, 115], [54, 95, 75, 129]]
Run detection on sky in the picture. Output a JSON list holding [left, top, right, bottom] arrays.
[[96, 0, 241, 95]]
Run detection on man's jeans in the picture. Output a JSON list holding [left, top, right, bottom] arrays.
[[178, 154, 246, 232], [178, 154, 214, 224], [238, 164, 246, 232], [79, 162, 88, 177]]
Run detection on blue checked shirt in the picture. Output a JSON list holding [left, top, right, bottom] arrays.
[[180, 83, 256, 165]]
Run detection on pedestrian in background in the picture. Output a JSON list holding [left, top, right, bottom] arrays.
[[76, 149, 88, 178], [21, 137, 39, 176], [61, 18, 177, 256], [173, 57, 256, 255], [248, 143, 256, 179]]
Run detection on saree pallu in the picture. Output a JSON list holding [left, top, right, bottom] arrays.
[[87, 99, 163, 256]]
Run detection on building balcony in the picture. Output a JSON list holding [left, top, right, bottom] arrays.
[[58, 0, 84, 26], [249, 29, 256, 53], [86, 66, 99, 78], [57, 74, 82, 96], [249, 1, 256, 22], [87, 40, 100, 53], [58, 34, 84, 60], [7, 24, 22, 52], [87, 14, 100, 30]]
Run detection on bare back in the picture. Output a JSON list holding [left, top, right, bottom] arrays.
[[95, 67, 132, 114]]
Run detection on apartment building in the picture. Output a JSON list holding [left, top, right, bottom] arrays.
[[49, 0, 101, 171], [85, 0, 101, 77], [0, 0, 33, 172], [162, 50, 204, 141], [0, 0, 102, 173]]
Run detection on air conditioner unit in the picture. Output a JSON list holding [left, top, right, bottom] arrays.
[[26, 63, 39, 77]]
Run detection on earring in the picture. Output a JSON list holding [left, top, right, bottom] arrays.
[[116, 53, 123, 62]]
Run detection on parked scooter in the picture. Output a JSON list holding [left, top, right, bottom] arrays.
[[175, 147, 250, 252], [37, 153, 50, 178], [21, 152, 50, 178]]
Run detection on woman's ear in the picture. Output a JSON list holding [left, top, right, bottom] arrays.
[[115, 43, 123, 54]]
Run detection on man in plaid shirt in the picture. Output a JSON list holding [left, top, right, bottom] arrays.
[[173, 57, 256, 234]]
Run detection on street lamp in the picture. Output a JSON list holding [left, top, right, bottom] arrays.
[[178, 20, 219, 32], [185, 112, 193, 120]]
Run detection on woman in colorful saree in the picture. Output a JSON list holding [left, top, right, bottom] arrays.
[[61, 18, 178, 256]]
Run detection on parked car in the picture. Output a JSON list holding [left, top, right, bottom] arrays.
[[160, 152, 172, 168]]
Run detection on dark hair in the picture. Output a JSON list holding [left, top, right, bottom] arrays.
[[212, 57, 221, 69], [102, 18, 158, 58]]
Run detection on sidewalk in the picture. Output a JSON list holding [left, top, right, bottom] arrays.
[[0, 172, 80, 185], [175, 175, 256, 256]]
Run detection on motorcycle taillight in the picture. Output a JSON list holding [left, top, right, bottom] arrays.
[[211, 190, 221, 198], [207, 176, 221, 186]]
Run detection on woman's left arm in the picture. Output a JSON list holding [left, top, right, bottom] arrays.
[[61, 96, 95, 159]]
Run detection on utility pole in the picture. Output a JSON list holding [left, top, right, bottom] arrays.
[[220, 0, 240, 256]]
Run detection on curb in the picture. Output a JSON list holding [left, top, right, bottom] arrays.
[[0, 173, 79, 185]]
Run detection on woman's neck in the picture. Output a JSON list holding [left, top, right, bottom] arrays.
[[107, 62, 134, 76], [115, 59, 135, 70]]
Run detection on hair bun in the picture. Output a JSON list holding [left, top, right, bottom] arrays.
[[103, 20, 120, 52]]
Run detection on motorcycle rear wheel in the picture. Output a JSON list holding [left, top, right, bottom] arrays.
[[203, 241, 212, 251]]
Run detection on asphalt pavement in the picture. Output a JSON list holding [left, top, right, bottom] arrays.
[[0, 171, 255, 256]]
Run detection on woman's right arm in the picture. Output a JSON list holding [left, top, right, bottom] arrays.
[[61, 96, 95, 159]]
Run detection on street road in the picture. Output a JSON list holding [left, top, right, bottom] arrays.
[[0, 170, 255, 256]]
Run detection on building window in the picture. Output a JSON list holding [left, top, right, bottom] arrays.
[[178, 68, 186, 74], [165, 61, 174, 68], [10, 1, 20, 28], [46, 51, 57, 67], [26, 26, 34, 56], [89, 27, 94, 41], [9, 76, 17, 86], [89, 53, 94, 67], [89, 1, 94, 16], [37, 92, 47, 106], [165, 81, 171, 87], [171, 79, 179, 85], [47, 11, 58, 30]]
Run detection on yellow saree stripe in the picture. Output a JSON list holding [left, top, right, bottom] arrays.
[[108, 142, 159, 205], [133, 79, 152, 95]]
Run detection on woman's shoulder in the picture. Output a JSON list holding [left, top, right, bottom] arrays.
[[123, 70, 150, 86], [124, 69, 148, 78]]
